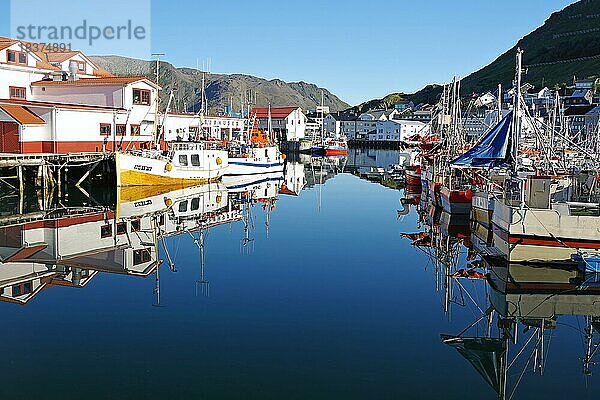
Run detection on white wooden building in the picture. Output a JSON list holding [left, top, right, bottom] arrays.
[[251, 107, 306, 141]]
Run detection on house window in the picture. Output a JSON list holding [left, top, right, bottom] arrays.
[[133, 88, 151, 105], [179, 154, 188, 166], [77, 61, 85, 72], [131, 219, 141, 232], [100, 123, 111, 136], [100, 223, 112, 238], [7, 50, 27, 65], [133, 248, 152, 265], [130, 124, 140, 136], [12, 281, 32, 296], [116, 222, 127, 235], [190, 154, 201, 166], [116, 124, 126, 136], [9, 86, 26, 99]]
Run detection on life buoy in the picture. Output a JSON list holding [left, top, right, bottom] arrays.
[[165, 163, 173, 172]]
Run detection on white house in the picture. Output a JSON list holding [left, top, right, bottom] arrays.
[[371, 119, 430, 142], [0, 36, 171, 153], [0, 37, 111, 102], [251, 107, 306, 141]]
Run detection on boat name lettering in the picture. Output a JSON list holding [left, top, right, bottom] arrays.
[[133, 164, 152, 171], [133, 200, 152, 207]]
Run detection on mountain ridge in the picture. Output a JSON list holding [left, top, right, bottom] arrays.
[[89, 55, 350, 114]]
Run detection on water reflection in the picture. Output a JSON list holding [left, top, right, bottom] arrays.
[[401, 184, 600, 399], [0, 155, 347, 306]]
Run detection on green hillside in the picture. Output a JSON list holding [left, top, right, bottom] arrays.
[[350, 0, 600, 112], [461, 0, 600, 94]]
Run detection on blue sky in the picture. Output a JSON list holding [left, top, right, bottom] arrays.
[[1, 0, 576, 105]]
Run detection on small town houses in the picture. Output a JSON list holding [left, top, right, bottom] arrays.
[[0, 36, 247, 154], [324, 108, 430, 143]]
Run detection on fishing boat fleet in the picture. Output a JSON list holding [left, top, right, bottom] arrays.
[[400, 48, 600, 266], [398, 48, 600, 400]]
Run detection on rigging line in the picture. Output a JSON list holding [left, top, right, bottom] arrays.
[[542, 329, 553, 372], [508, 329, 538, 370], [454, 278, 485, 315], [509, 333, 543, 400]]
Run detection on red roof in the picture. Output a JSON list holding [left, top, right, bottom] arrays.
[[0, 104, 45, 125], [251, 107, 298, 119], [31, 76, 156, 87]]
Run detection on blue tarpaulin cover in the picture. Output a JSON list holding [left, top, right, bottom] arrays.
[[451, 112, 513, 168]]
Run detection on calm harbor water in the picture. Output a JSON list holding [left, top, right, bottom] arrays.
[[0, 150, 598, 399]]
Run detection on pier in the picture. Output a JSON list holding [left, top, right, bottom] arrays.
[[0, 152, 115, 213]]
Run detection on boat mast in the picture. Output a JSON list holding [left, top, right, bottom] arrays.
[[497, 83, 502, 124], [321, 90, 325, 145], [268, 102, 273, 143], [513, 48, 523, 170], [152, 53, 165, 150]]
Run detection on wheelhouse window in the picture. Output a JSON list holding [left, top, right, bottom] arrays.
[[12, 281, 32, 296], [178, 200, 188, 213], [133, 88, 151, 105], [9, 86, 26, 99], [131, 219, 141, 231], [190, 154, 201, 166], [133, 248, 152, 266], [7, 50, 27, 65], [179, 154, 188, 166], [99, 123, 111, 136], [116, 222, 127, 235], [100, 223, 112, 238], [116, 124, 126, 136], [130, 124, 140, 136], [191, 197, 200, 211]]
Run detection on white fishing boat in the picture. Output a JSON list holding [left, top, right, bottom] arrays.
[[491, 178, 600, 263], [226, 145, 285, 176], [116, 142, 228, 187], [116, 56, 229, 187], [225, 103, 285, 176]]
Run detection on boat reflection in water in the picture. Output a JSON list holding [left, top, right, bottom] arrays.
[[0, 167, 293, 305], [401, 188, 600, 399]]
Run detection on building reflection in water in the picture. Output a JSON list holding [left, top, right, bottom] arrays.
[[401, 186, 600, 399], [0, 155, 349, 306]]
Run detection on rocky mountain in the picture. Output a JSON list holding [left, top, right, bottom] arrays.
[[89, 55, 349, 114], [349, 0, 600, 112]]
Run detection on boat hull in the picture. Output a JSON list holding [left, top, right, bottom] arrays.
[[226, 161, 284, 176], [324, 148, 348, 156], [405, 172, 422, 187], [471, 191, 494, 227], [116, 151, 227, 187], [439, 186, 472, 215], [225, 146, 284, 176], [491, 199, 600, 263]]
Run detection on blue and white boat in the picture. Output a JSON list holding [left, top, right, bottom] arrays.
[[225, 145, 285, 176]]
